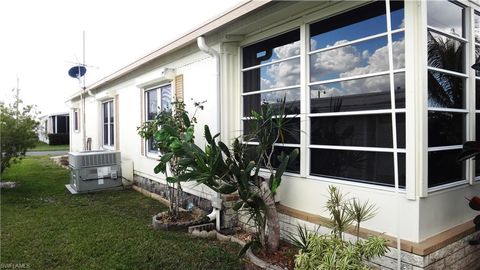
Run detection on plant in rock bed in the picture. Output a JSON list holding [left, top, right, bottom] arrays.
[[456, 141, 480, 245], [137, 99, 205, 221], [293, 186, 388, 270], [178, 98, 299, 254]]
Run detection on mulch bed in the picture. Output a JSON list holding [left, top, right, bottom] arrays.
[[253, 241, 297, 270], [219, 227, 297, 269]]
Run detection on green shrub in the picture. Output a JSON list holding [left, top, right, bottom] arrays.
[[294, 234, 388, 270]]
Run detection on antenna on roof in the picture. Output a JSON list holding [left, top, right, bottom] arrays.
[[67, 31, 89, 151]]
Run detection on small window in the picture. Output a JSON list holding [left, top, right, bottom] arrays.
[[102, 100, 114, 148], [144, 84, 172, 155], [74, 109, 79, 132]]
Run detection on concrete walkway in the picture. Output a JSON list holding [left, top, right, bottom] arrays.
[[26, 151, 68, 156]]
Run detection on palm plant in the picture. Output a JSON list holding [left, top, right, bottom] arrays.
[[427, 31, 464, 108]]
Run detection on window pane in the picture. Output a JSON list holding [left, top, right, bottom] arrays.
[[147, 90, 158, 120], [310, 36, 389, 82], [428, 149, 465, 187], [110, 123, 114, 146], [427, 0, 464, 38], [161, 85, 172, 111], [428, 111, 465, 147], [243, 88, 300, 117], [148, 137, 156, 153], [427, 31, 465, 74], [310, 74, 391, 113], [428, 71, 464, 109], [398, 153, 406, 188], [109, 101, 114, 124], [310, 114, 393, 148], [244, 118, 300, 144], [477, 80, 480, 110], [243, 58, 300, 92], [103, 124, 108, 145], [392, 32, 405, 69], [390, 1, 405, 30], [475, 13, 480, 44], [394, 72, 405, 108], [243, 29, 300, 68], [309, 1, 387, 51], [246, 145, 300, 173], [477, 115, 480, 176], [475, 46, 480, 77], [396, 113, 405, 149], [103, 103, 108, 123], [74, 111, 79, 130], [310, 149, 396, 187]]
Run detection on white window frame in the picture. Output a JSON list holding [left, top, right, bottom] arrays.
[[144, 83, 172, 157], [424, 0, 478, 192], [240, 0, 406, 191], [102, 100, 115, 150]]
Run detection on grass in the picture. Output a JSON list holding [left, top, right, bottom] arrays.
[[28, 141, 69, 151], [1, 156, 242, 270]]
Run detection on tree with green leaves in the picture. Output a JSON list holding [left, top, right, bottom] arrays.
[[1, 100, 39, 173], [137, 99, 204, 220]]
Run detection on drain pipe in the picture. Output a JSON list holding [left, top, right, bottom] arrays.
[[197, 36, 222, 231]]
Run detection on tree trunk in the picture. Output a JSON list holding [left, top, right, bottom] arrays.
[[260, 182, 280, 252]]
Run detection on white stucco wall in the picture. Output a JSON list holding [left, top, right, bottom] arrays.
[[69, 47, 220, 200]]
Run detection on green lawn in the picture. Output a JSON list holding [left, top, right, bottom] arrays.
[[28, 141, 69, 151], [0, 156, 242, 270]]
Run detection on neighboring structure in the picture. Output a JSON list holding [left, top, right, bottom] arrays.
[[38, 112, 69, 144], [67, 1, 480, 269]]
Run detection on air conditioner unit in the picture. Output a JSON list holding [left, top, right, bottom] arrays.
[[66, 150, 122, 194]]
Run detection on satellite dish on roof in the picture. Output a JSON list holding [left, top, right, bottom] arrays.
[[68, 65, 87, 79]]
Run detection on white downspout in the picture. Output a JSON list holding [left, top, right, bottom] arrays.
[[197, 36, 222, 231]]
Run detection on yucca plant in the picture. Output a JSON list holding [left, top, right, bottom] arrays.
[[294, 186, 387, 269]]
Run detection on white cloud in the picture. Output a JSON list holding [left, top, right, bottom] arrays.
[[310, 40, 362, 81], [261, 59, 300, 89], [273, 41, 300, 59]]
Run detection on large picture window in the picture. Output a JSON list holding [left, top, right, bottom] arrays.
[[241, 1, 405, 185], [427, 0, 467, 187], [308, 1, 405, 187], [144, 84, 172, 154], [102, 100, 114, 148]]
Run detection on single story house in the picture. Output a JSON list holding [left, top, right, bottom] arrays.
[[38, 112, 69, 144], [67, 1, 480, 269]]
